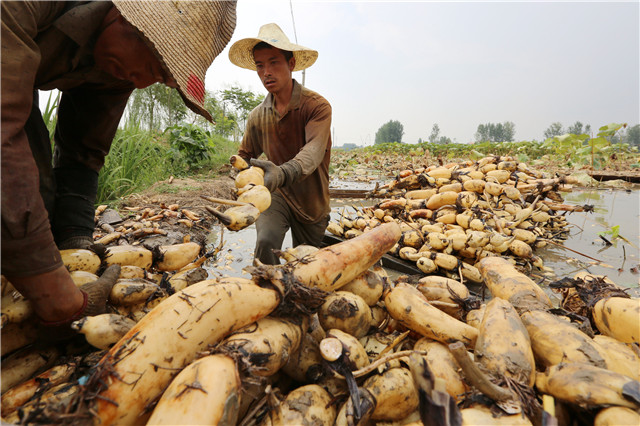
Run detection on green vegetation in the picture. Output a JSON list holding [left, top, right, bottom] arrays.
[[542, 123, 633, 169], [96, 129, 175, 205], [165, 124, 217, 168], [42, 91, 61, 140], [37, 85, 260, 206], [95, 125, 241, 205], [96, 126, 240, 205], [354, 122, 638, 170]]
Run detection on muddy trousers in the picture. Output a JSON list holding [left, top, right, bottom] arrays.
[[254, 192, 329, 265], [27, 91, 98, 245]]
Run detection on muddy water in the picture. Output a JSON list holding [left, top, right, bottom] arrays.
[[202, 186, 640, 291], [537, 187, 639, 288]]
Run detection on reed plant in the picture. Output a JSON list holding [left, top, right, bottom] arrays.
[[96, 128, 177, 205], [96, 127, 238, 205], [41, 91, 61, 140]]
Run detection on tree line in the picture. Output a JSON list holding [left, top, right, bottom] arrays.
[[123, 87, 640, 148], [123, 84, 264, 142], [372, 119, 640, 147]]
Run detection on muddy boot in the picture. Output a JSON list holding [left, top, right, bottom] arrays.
[[57, 235, 94, 250], [38, 265, 121, 342]]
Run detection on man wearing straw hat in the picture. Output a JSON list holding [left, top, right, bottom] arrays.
[[1, 1, 236, 339], [229, 23, 332, 265]]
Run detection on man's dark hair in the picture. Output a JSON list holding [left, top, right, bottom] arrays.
[[253, 41, 293, 62]]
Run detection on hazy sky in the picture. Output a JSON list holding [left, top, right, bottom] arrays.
[[206, 0, 639, 146]]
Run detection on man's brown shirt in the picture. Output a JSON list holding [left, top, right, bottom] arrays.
[[239, 80, 332, 224]]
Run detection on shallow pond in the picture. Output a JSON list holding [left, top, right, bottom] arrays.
[[537, 187, 639, 288], [202, 185, 640, 291]]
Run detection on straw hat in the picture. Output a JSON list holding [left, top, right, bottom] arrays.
[[228, 23, 317, 72], [112, 0, 237, 121]]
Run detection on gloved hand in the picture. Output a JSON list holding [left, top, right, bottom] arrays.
[[250, 159, 285, 192], [38, 265, 121, 342], [78, 264, 121, 317]]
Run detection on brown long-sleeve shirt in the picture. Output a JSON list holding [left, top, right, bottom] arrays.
[[2, 1, 135, 276], [238, 80, 332, 224]]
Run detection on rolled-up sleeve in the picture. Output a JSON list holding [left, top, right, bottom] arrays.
[[291, 99, 331, 178]]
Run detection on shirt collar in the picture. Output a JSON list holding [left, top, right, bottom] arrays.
[[264, 79, 302, 112], [53, 2, 113, 46]]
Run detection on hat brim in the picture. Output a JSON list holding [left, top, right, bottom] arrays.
[[229, 37, 318, 72], [114, 0, 236, 122]]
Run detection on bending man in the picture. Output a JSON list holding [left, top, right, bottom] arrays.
[[1, 1, 236, 338]]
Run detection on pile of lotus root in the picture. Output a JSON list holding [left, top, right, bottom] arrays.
[[1, 157, 638, 426]]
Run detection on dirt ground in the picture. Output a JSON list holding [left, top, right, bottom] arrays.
[[124, 175, 236, 212], [106, 167, 238, 249], [110, 156, 639, 253]]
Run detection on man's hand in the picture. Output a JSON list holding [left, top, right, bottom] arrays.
[[250, 159, 285, 192]]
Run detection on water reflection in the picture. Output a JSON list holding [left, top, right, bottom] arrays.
[[539, 188, 639, 288]]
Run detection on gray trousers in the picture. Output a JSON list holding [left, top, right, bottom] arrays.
[[254, 192, 329, 265]]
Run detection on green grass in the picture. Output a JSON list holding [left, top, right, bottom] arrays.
[[97, 128, 239, 206], [207, 134, 241, 172], [97, 129, 178, 205]]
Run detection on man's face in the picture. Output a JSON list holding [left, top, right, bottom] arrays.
[[94, 11, 176, 89], [253, 46, 295, 95]]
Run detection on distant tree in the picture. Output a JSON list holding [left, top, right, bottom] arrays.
[[585, 124, 592, 136], [339, 143, 359, 151], [418, 137, 423, 144], [566, 121, 586, 135], [375, 120, 404, 144], [475, 124, 490, 142], [221, 86, 264, 132], [565, 121, 592, 136], [474, 121, 515, 142], [125, 84, 187, 130], [502, 122, 516, 141], [544, 122, 564, 139], [429, 124, 440, 144], [437, 136, 452, 145], [626, 124, 640, 147], [186, 86, 265, 141], [202, 94, 237, 138]]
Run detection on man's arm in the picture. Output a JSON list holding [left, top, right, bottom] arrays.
[[1, 1, 65, 276], [288, 99, 332, 179]]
